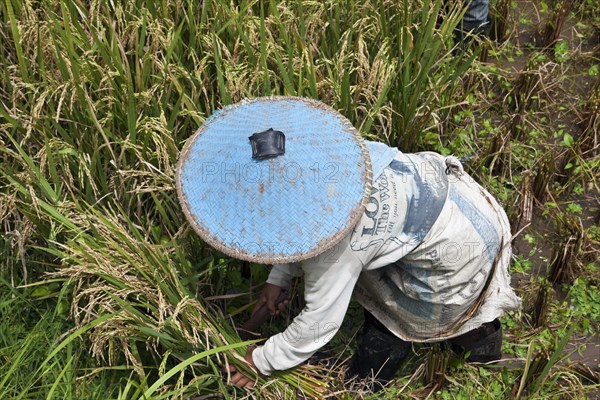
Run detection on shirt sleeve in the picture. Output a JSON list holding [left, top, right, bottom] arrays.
[[252, 237, 363, 375], [265, 263, 303, 289]]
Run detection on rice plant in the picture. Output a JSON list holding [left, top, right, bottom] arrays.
[[511, 169, 533, 231], [548, 218, 584, 285], [1, 0, 599, 398], [580, 79, 599, 157], [532, 151, 556, 205], [490, 0, 513, 43], [538, 0, 577, 49]]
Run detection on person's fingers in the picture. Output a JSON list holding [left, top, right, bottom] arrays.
[[230, 371, 244, 385], [252, 284, 286, 317], [277, 299, 289, 312], [270, 299, 288, 316], [222, 361, 238, 374], [223, 349, 259, 388], [239, 375, 255, 388], [230, 372, 255, 388], [265, 296, 277, 315], [251, 295, 267, 317]]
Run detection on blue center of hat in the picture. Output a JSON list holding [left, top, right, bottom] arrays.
[[178, 97, 370, 263]]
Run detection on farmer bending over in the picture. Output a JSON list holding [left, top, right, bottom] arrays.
[[176, 97, 521, 388]]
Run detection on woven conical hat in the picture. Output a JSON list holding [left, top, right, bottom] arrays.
[[176, 97, 372, 263]]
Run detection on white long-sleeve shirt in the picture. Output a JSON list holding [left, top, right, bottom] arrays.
[[252, 144, 521, 376]]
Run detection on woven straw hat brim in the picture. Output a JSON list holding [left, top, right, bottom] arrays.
[[176, 96, 372, 264]]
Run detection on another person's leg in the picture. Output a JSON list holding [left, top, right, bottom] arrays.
[[455, 0, 490, 44], [463, 0, 490, 35], [347, 310, 411, 385]]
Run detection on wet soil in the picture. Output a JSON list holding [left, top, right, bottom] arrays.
[[498, 0, 600, 377]]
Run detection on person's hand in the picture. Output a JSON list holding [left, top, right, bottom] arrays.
[[252, 283, 288, 317], [225, 346, 258, 388]]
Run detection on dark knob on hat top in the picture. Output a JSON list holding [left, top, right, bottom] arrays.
[[249, 128, 285, 160]]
